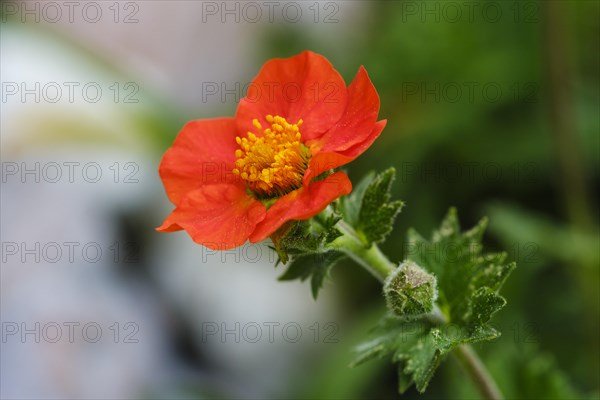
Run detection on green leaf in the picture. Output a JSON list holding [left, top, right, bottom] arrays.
[[341, 171, 374, 226], [274, 208, 347, 299], [405, 208, 514, 324], [279, 250, 346, 299], [353, 209, 516, 393], [271, 212, 342, 260], [397, 366, 414, 394], [431, 324, 500, 354], [342, 168, 403, 246], [395, 328, 441, 392], [309, 251, 346, 299], [277, 254, 313, 281], [351, 314, 440, 393], [470, 253, 515, 291], [351, 313, 424, 368], [469, 287, 507, 325]]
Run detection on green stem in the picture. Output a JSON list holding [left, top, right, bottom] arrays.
[[453, 345, 504, 400], [332, 220, 395, 282], [330, 220, 504, 400]]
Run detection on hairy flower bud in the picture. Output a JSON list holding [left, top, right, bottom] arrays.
[[384, 261, 438, 317]]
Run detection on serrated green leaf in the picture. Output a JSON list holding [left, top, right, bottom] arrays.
[[352, 314, 443, 392], [272, 208, 343, 258], [351, 339, 390, 367], [341, 171, 375, 226], [397, 366, 414, 394], [351, 313, 425, 367], [405, 208, 514, 324], [341, 168, 403, 246], [395, 330, 441, 393], [310, 251, 346, 299], [469, 287, 507, 325], [271, 206, 348, 299], [355, 209, 516, 395], [277, 255, 313, 281], [470, 256, 516, 292], [357, 168, 403, 245], [431, 324, 500, 354], [278, 251, 345, 299]]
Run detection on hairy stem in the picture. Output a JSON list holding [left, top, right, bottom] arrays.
[[331, 220, 503, 400], [332, 220, 395, 282], [453, 345, 504, 400]]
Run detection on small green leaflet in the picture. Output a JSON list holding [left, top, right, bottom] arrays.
[[350, 313, 443, 393], [273, 208, 346, 299], [342, 168, 404, 246], [406, 208, 515, 325], [278, 250, 346, 300], [352, 209, 516, 393]]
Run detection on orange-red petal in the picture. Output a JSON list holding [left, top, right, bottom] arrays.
[[302, 152, 351, 187], [235, 51, 347, 140], [249, 172, 352, 243], [156, 184, 266, 250], [303, 120, 387, 186], [309, 66, 381, 152], [338, 119, 387, 158], [159, 118, 239, 205]]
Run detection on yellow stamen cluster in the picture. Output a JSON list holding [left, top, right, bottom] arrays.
[[233, 115, 309, 198]]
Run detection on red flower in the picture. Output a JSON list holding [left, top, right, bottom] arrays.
[[157, 51, 386, 249]]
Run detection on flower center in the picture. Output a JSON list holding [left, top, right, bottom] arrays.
[[233, 115, 309, 199]]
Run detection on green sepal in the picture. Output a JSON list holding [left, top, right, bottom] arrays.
[[272, 206, 346, 299]]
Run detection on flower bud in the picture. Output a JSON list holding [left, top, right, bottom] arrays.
[[384, 261, 438, 317]]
